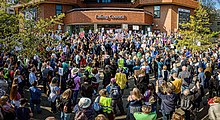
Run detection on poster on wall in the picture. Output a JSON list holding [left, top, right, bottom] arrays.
[[122, 24, 128, 30], [132, 25, 139, 30], [24, 8, 37, 20]]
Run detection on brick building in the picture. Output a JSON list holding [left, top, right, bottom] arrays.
[[15, 0, 199, 34]]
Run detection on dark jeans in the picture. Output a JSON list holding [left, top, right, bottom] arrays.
[[51, 101, 56, 112], [30, 99, 41, 113], [112, 98, 125, 115], [162, 111, 174, 120], [72, 90, 79, 104]]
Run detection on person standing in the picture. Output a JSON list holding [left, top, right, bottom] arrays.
[[106, 78, 125, 115], [59, 89, 74, 120], [48, 77, 60, 113], [29, 81, 42, 114], [115, 68, 127, 95], [156, 80, 176, 120], [70, 68, 81, 103], [16, 98, 33, 120], [10, 85, 21, 109], [29, 67, 37, 86], [171, 73, 182, 106], [208, 96, 220, 120]]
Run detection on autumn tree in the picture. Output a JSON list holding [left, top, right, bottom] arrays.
[[0, 0, 65, 57], [176, 3, 218, 52]]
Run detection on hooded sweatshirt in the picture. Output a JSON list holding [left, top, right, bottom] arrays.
[[157, 92, 176, 113]]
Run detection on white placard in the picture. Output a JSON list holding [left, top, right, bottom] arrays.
[[110, 29, 113, 33], [58, 67, 63, 76], [148, 32, 152, 37], [122, 24, 128, 29], [132, 25, 139, 30]]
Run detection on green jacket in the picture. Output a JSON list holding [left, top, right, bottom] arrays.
[[134, 112, 157, 120]]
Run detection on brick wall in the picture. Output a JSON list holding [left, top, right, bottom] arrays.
[[144, 4, 195, 34], [64, 10, 153, 25]]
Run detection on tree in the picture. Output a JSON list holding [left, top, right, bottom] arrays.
[[0, 0, 65, 58], [176, 3, 218, 52]]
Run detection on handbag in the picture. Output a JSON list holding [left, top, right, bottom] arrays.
[[93, 96, 102, 112]]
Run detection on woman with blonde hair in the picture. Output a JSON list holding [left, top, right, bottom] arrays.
[[94, 89, 114, 120], [95, 114, 108, 120], [59, 89, 73, 120], [209, 96, 220, 120], [162, 65, 169, 81], [127, 88, 143, 120]]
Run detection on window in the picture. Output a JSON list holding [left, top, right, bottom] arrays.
[[178, 9, 190, 29], [217, 22, 220, 26], [154, 6, 160, 18], [56, 5, 62, 15], [85, 0, 130, 3]]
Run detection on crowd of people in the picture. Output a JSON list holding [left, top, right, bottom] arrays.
[[0, 29, 220, 120]]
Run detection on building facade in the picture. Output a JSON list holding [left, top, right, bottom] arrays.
[[15, 0, 199, 34]]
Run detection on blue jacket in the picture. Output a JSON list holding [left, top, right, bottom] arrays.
[[157, 92, 176, 113]]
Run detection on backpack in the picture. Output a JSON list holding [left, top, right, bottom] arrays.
[[181, 97, 193, 110], [56, 96, 63, 111], [110, 86, 120, 100], [16, 107, 31, 120], [74, 107, 88, 120], [67, 75, 77, 89]]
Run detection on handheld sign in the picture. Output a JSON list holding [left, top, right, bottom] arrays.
[[58, 67, 63, 76]]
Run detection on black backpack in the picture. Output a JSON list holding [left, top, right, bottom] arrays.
[[110, 86, 120, 100], [16, 107, 31, 120], [67, 75, 78, 89], [181, 96, 193, 110], [56, 96, 64, 111]]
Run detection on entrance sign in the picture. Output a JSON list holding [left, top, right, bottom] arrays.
[[96, 15, 126, 20]]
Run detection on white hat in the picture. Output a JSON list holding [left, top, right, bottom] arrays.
[[71, 68, 79, 75], [78, 97, 92, 109]]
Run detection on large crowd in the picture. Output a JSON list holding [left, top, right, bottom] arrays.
[[0, 30, 220, 120]]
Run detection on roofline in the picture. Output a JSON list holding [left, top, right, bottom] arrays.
[[66, 7, 153, 15]]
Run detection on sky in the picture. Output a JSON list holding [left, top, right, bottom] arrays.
[[216, 3, 220, 9], [214, 0, 220, 9]]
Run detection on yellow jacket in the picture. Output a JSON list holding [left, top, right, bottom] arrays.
[[115, 73, 127, 89], [100, 96, 112, 113], [171, 78, 182, 94]]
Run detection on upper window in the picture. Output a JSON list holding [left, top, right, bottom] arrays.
[[56, 4, 62, 15], [85, 0, 131, 3], [154, 6, 160, 18]]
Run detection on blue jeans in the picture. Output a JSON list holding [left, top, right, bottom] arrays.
[[30, 99, 41, 112], [60, 112, 71, 120]]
